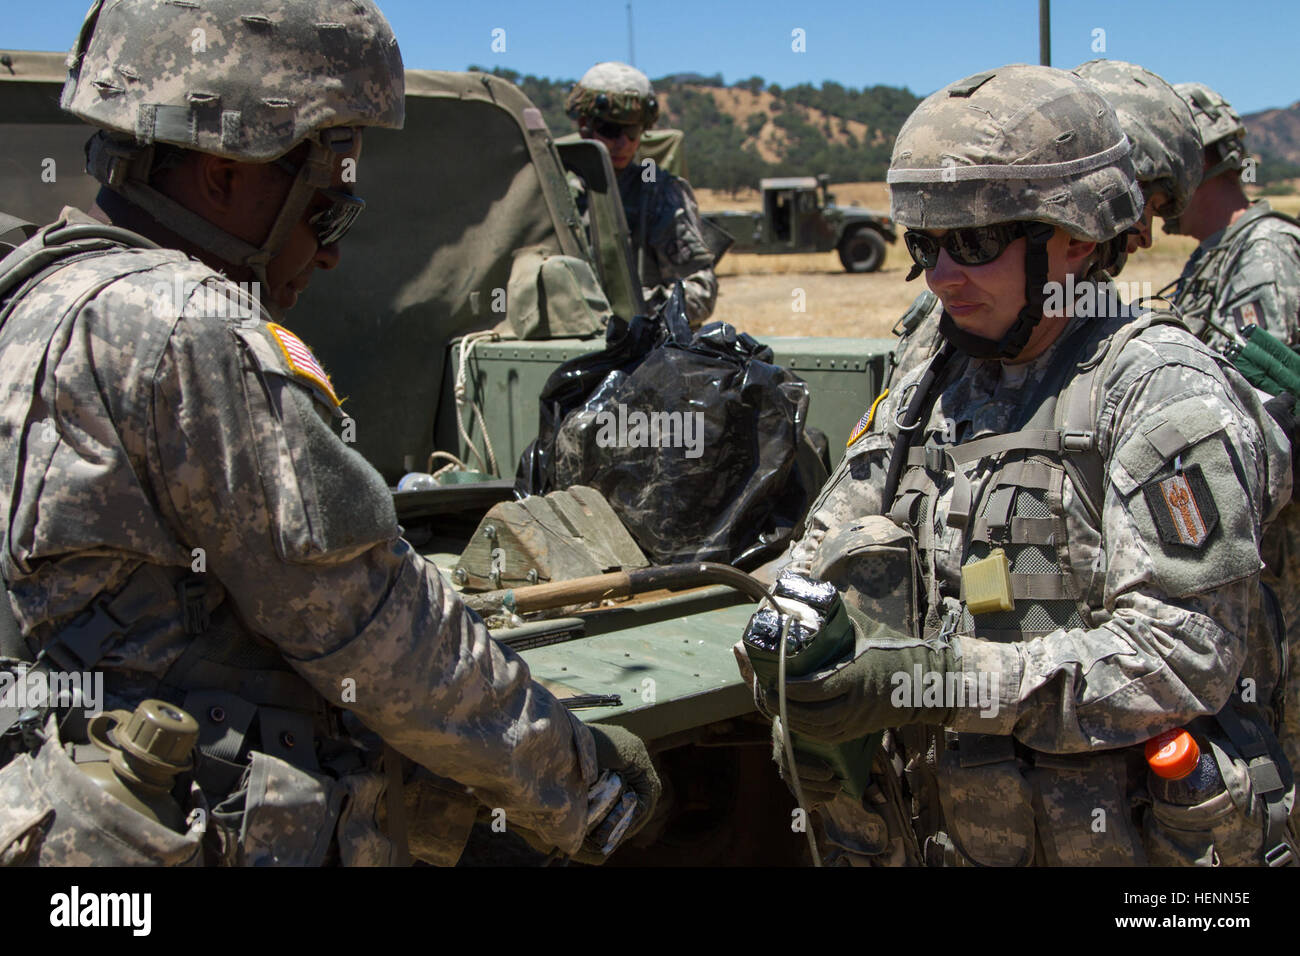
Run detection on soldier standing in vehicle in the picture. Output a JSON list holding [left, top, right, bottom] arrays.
[[0, 0, 658, 866], [567, 62, 718, 327], [738, 64, 1296, 866]]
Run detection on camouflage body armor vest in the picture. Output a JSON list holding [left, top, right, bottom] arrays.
[[882, 311, 1294, 866], [0, 218, 413, 866]]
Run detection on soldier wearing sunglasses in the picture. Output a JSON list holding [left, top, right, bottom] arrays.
[[0, 0, 659, 866], [738, 65, 1296, 866], [881, 60, 1206, 404], [567, 62, 718, 327]]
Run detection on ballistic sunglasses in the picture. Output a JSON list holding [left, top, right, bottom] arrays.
[[273, 154, 366, 248], [591, 119, 643, 142], [903, 222, 1031, 271]]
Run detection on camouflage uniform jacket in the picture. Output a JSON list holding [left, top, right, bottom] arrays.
[[1171, 200, 1300, 351], [616, 162, 718, 327], [1170, 201, 1300, 785], [789, 291, 1291, 864], [0, 208, 599, 863]]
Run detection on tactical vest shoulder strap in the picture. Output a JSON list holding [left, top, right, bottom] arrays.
[[0, 213, 38, 256], [1052, 309, 1183, 525], [0, 218, 158, 333]]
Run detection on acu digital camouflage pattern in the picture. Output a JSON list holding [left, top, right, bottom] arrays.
[[888, 65, 1142, 241], [1171, 198, 1300, 799], [617, 163, 718, 326], [0, 208, 601, 864], [780, 283, 1292, 864], [565, 62, 660, 128], [61, 0, 404, 161], [1170, 201, 1300, 351], [1074, 60, 1203, 219], [1176, 81, 1247, 163]]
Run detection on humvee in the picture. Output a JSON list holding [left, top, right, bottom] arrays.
[[703, 175, 897, 273], [0, 50, 900, 864]]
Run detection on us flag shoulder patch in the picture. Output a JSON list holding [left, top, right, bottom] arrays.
[[1141, 462, 1219, 549], [847, 389, 890, 447], [267, 323, 341, 409]]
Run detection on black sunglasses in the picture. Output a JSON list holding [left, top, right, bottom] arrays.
[[903, 222, 1030, 271], [273, 155, 366, 247], [591, 119, 642, 141]]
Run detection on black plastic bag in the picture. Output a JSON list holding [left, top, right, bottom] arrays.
[[516, 284, 826, 567]]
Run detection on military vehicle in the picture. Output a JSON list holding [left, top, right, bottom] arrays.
[[0, 50, 900, 864], [703, 175, 898, 273]]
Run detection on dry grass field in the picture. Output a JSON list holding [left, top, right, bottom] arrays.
[[694, 183, 1300, 340]]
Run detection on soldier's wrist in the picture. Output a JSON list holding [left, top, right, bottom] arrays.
[[942, 637, 1022, 736]]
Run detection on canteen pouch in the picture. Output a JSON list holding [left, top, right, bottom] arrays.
[[1143, 713, 1297, 866], [0, 717, 203, 866]]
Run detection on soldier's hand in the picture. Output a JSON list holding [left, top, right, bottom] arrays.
[[782, 641, 958, 744], [770, 722, 840, 809], [573, 723, 661, 864], [740, 570, 854, 719]]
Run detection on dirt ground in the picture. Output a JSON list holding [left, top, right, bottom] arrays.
[[694, 183, 1300, 340]]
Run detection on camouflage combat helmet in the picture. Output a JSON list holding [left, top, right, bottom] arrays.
[[60, 0, 405, 305], [1175, 81, 1248, 180], [888, 64, 1142, 359], [1074, 60, 1203, 220], [565, 62, 659, 129]]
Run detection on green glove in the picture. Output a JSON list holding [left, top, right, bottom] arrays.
[[782, 640, 958, 744], [770, 722, 840, 808], [573, 723, 662, 864]]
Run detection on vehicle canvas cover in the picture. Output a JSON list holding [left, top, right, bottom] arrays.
[[0, 56, 596, 482], [636, 128, 688, 179]]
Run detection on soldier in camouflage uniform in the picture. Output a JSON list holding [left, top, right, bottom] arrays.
[[566, 62, 718, 327], [1165, 82, 1300, 788], [0, 0, 658, 866], [882, 60, 1204, 396], [737, 65, 1297, 866], [1168, 82, 1300, 352]]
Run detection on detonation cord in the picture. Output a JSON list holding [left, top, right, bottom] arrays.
[[777, 612, 823, 868]]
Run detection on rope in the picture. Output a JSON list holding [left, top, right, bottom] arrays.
[[454, 331, 501, 476], [426, 450, 469, 480]]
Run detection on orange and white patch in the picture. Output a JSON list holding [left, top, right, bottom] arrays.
[[1159, 473, 1209, 545], [268, 323, 341, 408], [1141, 462, 1219, 549]]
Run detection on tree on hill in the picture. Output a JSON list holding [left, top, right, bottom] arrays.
[[468, 66, 921, 190]]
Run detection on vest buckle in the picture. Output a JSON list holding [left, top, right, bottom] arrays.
[[1062, 430, 1094, 453]]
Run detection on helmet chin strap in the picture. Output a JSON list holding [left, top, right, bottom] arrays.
[[86, 132, 334, 319], [937, 221, 1055, 361]]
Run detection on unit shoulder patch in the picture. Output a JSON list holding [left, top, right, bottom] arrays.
[[1141, 463, 1219, 548], [1231, 299, 1262, 331], [847, 389, 889, 447], [267, 322, 342, 410]]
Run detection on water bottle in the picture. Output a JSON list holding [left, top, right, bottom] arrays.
[[1145, 728, 1226, 806]]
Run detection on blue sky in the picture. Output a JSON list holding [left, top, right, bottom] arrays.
[[7, 0, 1297, 115]]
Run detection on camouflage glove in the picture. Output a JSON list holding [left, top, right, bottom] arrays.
[[770, 722, 840, 808], [572, 723, 661, 864], [782, 640, 958, 744]]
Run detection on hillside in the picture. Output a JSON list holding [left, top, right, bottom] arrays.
[[468, 65, 1300, 191], [1244, 102, 1300, 178], [467, 66, 921, 192]]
